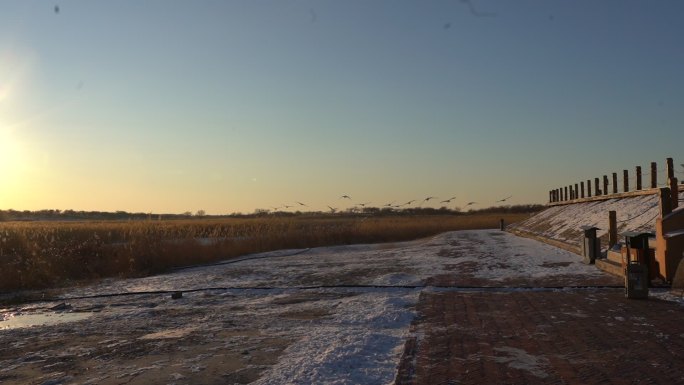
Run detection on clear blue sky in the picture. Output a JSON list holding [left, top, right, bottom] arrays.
[[1, 1, 683, 214]]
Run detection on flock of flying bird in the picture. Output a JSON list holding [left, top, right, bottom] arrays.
[[270, 195, 513, 213]]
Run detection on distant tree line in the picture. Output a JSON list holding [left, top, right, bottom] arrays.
[[0, 204, 544, 222], [251, 204, 545, 218], [0, 209, 193, 222]]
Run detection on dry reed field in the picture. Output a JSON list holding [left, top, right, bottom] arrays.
[[0, 213, 529, 293]]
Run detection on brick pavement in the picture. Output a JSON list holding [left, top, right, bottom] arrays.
[[396, 288, 684, 385], [396, 237, 684, 385]]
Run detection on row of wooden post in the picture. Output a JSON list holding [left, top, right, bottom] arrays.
[[549, 158, 679, 209]]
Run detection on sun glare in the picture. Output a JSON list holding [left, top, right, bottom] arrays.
[[0, 128, 23, 180]]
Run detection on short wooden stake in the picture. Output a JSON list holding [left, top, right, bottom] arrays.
[[651, 162, 657, 188], [587, 179, 592, 197], [580, 181, 585, 198], [636, 166, 642, 190], [612, 173, 618, 194]]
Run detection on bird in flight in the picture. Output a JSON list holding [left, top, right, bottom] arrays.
[[495, 195, 512, 203], [340, 195, 351, 200], [358, 202, 371, 207], [423, 196, 437, 202], [283, 205, 293, 209], [465, 201, 478, 206], [383, 202, 395, 208], [440, 196, 457, 204], [460, 0, 497, 18], [404, 200, 416, 206], [327, 206, 337, 213], [296, 201, 307, 207]]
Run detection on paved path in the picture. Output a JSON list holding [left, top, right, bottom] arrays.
[[395, 236, 684, 385]]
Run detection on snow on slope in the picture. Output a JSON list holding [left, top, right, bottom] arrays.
[[509, 191, 684, 249]]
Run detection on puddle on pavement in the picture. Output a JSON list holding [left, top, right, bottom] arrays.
[[0, 311, 93, 330]]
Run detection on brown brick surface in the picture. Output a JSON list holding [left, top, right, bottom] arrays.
[[396, 290, 684, 385]]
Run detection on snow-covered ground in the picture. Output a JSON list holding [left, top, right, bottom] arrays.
[[0, 230, 677, 385]]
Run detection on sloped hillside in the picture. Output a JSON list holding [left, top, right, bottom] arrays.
[[508, 191, 684, 252]]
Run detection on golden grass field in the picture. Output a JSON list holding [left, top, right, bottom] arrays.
[[0, 213, 530, 292]]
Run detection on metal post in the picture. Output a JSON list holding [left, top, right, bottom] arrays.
[[636, 166, 642, 190], [651, 162, 657, 188]]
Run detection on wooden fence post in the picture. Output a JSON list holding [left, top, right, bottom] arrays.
[[623, 170, 629, 192], [603, 175, 609, 196], [595, 178, 600, 195], [612, 172, 618, 194], [609, 210, 617, 248], [636, 166, 642, 190], [671, 177, 679, 209], [575, 183, 579, 200], [659, 187, 672, 218], [587, 179, 592, 197], [580, 181, 585, 198], [651, 162, 657, 188], [564, 186, 568, 202], [667, 157, 674, 180]]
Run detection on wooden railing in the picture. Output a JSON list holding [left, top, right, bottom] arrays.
[[548, 157, 680, 209]]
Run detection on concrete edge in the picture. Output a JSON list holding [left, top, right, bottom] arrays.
[[595, 259, 625, 278], [507, 228, 581, 255]]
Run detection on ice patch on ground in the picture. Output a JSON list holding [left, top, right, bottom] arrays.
[[492, 347, 550, 378]]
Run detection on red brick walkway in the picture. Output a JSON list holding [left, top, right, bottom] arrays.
[[396, 289, 684, 385]]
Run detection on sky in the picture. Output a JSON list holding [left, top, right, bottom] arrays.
[[1, 0, 683, 214]]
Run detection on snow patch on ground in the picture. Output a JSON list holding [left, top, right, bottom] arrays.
[[0, 230, 634, 384]]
